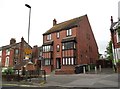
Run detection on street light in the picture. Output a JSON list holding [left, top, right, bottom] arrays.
[[25, 4, 31, 44]]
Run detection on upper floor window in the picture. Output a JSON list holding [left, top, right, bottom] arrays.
[[62, 42, 75, 50], [47, 34, 51, 40], [15, 49, 19, 55], [43, 45, 52, 52], [56, 44, 60, 52], [56, 32, 60, 38], [67, 29, 72, 36], [5, 57, 9, 67], [6, 49, 10, 55]]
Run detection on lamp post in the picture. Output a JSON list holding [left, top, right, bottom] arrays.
[[25, 4, 31, 44]]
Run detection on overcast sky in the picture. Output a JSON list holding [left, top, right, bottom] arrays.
[[0, 0, 119, 54]]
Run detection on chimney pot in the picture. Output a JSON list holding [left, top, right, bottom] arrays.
[[111, 16, 113, 24], [53, 19, 57, 26]]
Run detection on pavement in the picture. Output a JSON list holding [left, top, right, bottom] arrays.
[[2, 68, 120, 88]]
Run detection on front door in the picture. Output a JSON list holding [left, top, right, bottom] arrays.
[[56, 58, 61, 69]]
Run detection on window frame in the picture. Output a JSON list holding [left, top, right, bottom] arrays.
[[56, 32, 60, 39], [44, 58, 51, 66], [56, 44, 60, 52], [47, 34, 52, 41], [62, 57, 75, 65], [66, 29, 72, 36], [6, 49, 10, 55], [5, 57, 9, 67]]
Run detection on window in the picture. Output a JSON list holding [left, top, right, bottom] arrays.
[[47, 34, 51, 40], [62, 42, 75, 50], [56, 32, 60, 38], [5, 57, 9, 67], [56, 44, 60, 52], [15, 49, 19, 54], [67, 29, 72, 36], [43, 45, 51, 52], [44, 59, 51, 65], [6, 49, 10, 55], [62, 57, 75, 65]]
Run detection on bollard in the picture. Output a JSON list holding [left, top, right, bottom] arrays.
[[83, 66, 86, 74], [99, 65, 101, 72], [95, 66, 97, 74], [88, 65, 90, 72]]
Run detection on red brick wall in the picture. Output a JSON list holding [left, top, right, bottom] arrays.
[[76, 15, 98, 65], [2, 49, 14, 67], [42, 66, 52, 74], [43, 15, 98, 74]]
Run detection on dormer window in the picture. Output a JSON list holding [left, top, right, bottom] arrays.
[[67, 29, 72, 36], [47, 34, 51, 40]]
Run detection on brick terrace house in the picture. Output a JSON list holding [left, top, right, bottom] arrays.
[[0, 37, 33, 71], [42, 14, 99, 74], [110, 16, 120, 65]]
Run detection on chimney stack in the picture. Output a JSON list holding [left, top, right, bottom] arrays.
[[10, 38, 16, 45], [111, 16, 113, 24], [53, 19, 57, 26]]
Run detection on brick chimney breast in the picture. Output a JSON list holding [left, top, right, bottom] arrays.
[[53, 18, 57, 26]]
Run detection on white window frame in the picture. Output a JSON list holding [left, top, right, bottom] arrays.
[[68, 58, 71, 65], [5, 57, 9, 67], [71, 58, 74, 65], [67, 29, 72, 36]]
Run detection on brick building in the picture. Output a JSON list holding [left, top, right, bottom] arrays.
[[42, 15, 99, 74], [110, 16, 120, 65], [32, 45, 41, 70], [0, 37, 32, 71]]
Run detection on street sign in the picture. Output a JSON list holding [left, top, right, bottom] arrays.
[[24, 48, 32, 54]]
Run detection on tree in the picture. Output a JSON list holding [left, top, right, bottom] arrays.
[[106, 40, 113, 60]]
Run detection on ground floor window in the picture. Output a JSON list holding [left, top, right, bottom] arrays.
[[44, 59, 51, 65], [62, 57, 75, 65]]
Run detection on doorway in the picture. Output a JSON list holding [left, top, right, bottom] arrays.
[[56, 58, 61, 69]]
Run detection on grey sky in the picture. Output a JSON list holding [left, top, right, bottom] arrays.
[[0, 0, 119, 54]]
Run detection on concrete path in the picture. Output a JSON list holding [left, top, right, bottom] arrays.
[[43, 68, 119, 88]]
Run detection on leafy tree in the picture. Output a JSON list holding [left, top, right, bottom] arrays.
[[106, 40, 113, 60]]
